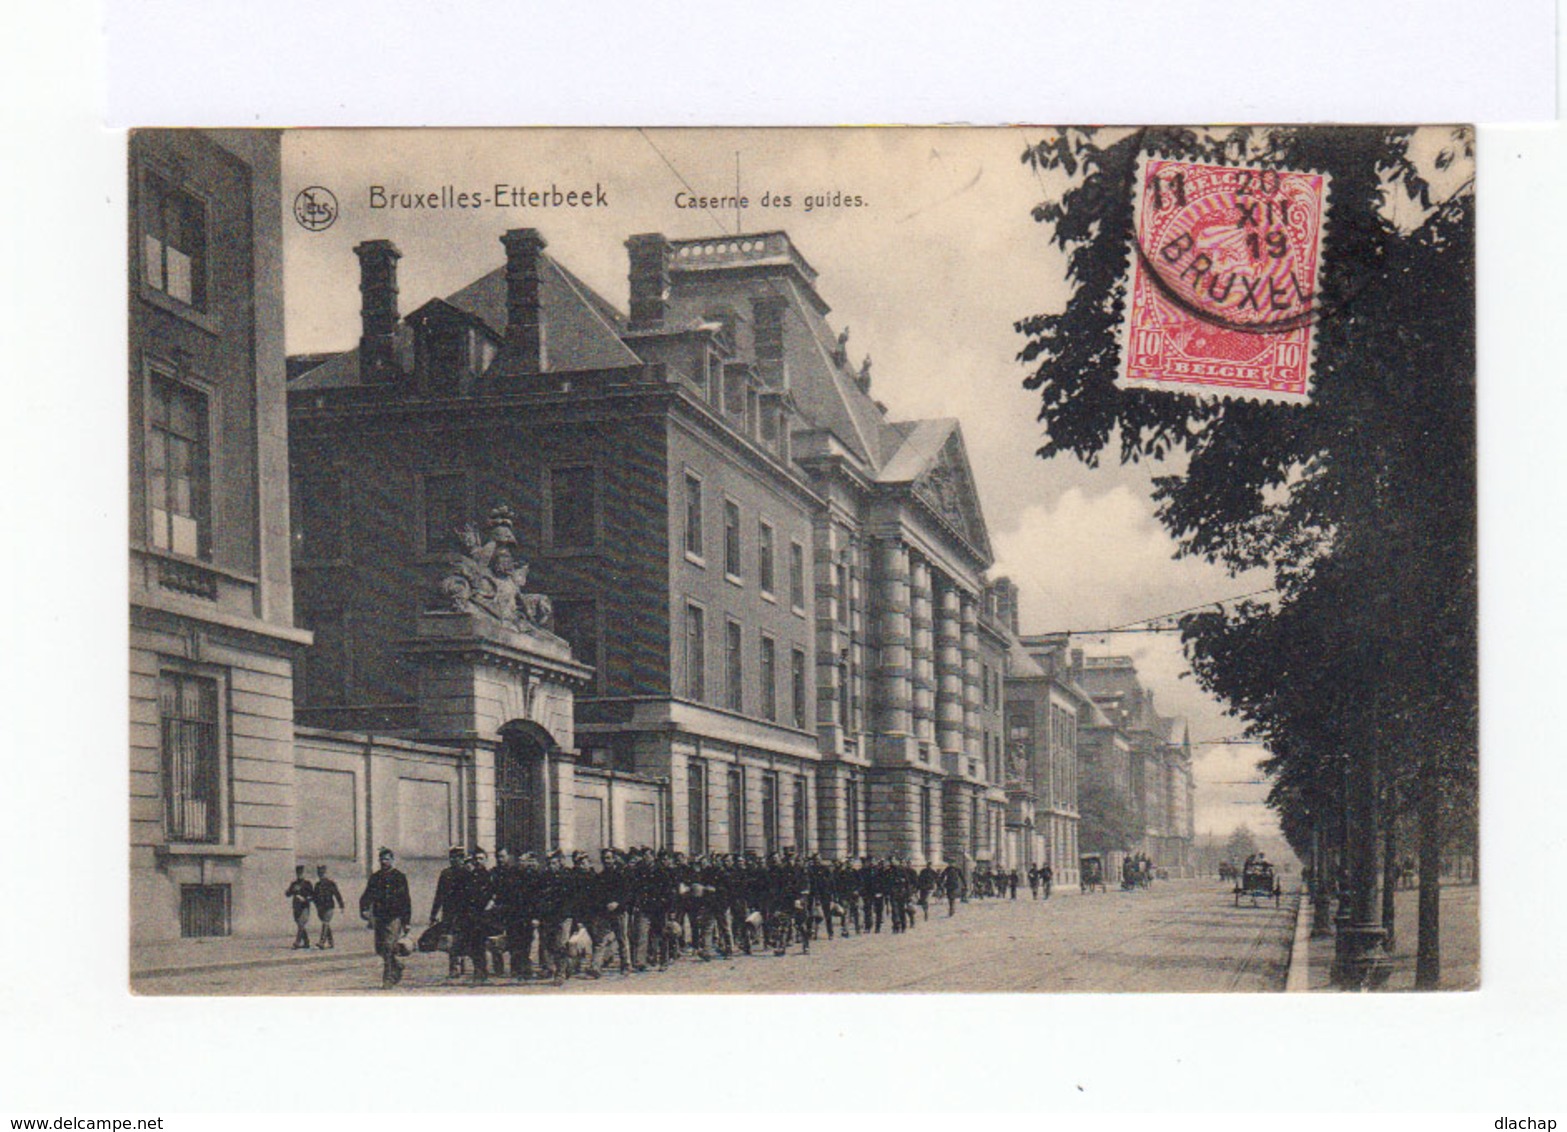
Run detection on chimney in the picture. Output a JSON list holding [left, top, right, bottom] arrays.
[[500, 228, 548, 373], [989, 576, 1020, 636], [625, 233, 671, 329], [353, 240, 402, 383], [1070, 647, 1084, 677]]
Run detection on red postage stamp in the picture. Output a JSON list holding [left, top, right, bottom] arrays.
[[1117, 154, 1331, 403]]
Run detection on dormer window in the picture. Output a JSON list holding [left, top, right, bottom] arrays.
[[408, 299, 498, 394]]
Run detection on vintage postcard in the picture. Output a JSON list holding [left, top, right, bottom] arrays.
[[127, 126, 1476, 996]]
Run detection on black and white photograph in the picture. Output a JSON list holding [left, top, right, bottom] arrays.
[[126, 125, 1476, 997]]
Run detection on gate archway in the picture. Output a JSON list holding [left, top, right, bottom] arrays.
[[495, 720, 555, 854]]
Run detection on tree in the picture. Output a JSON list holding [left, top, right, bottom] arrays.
[[1077, 778, 1141, 855], [1017, 127, 1475, 987], [1224, 825, 1260, 868]]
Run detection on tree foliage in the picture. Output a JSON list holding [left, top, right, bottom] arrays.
[[1077, 777, 1141, 854], [1018, 126, 1476, 862]]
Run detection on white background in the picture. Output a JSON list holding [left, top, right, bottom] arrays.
[[1, 0, 1563, 1118]]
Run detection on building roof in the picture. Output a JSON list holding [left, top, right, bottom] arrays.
[[290, 253, 640, 391]]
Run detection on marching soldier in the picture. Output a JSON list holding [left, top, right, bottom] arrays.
[[430, 846, 468, 977], [359, 847, 412, 989], [285, 865, 315, 950], [313, 864, 345, 949]]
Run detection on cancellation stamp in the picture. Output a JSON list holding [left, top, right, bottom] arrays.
[[1118, 154, 1331, 403]]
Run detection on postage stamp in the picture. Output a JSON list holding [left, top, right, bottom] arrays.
[[1117, 153, 1331, 403]]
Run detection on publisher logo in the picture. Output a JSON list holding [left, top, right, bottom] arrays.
[[293, 186, 339, 232]]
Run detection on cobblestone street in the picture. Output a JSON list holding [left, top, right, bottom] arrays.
[[134, 879, 1299, 996]]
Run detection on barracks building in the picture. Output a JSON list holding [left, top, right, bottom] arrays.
[[283, 225, 1025, 902]]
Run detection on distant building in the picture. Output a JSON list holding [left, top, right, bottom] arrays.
[[287, 228, 1015, 869], [129, 130, 311, 942], [1017, 636, 1197, 878]]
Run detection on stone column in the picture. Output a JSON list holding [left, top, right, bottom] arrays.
[[872, 538, 914, 753], [909, 556, 936, 755], [935, 579, 965, 767], [960, 592, 982, 771], [813, 519, 846, 752]]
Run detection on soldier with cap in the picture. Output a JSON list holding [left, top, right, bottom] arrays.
[[455, 848, 494, 983], [430, 846, 468, 977], [285, 865, 315, 949], [313, 864, 345, 949], [359, 847, 413, 988]]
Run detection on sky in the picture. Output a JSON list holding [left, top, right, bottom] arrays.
[[282, 127, 1287, 837]]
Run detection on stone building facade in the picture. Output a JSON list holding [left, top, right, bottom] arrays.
[[128, 130, 312, 942], [288, 228, 1014, 868]]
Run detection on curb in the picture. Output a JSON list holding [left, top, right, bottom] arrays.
[[133, 945, 377, 980], [1284, 888, 1313, 992]]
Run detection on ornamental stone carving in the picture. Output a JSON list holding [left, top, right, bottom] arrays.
[[436, 504, 553, 633]]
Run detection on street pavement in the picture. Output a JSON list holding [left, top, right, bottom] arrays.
[[133, 878, 1299, 996]]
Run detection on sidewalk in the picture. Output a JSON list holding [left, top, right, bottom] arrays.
[[132, 926, 378, 978], [1299, 882, 1479, 991]]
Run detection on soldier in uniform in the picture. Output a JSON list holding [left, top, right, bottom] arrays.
[[456, 849, 493, 982], [1041, 860, 1053, 899], [430, 846, 468, 977], [942, 860, 964, 916], [285, 865, 315, 949], [860, 856, 883, 933], [359, 847, 413, 989], [312, 864, 345, 949], [537, 850, 571, 983], [591, 848, 633, 976]]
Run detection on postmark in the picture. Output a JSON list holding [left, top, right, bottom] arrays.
[[1117, 153, 1331, 403]]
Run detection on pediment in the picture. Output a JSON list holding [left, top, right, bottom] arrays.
[[912, 430, 993, 562]]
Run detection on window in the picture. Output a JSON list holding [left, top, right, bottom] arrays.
[[845, 778, 861, 858], [728, 766, 746, 853], [551, 598, 599, 691], [793, 775, 809, 851], [838, 653, 851, 731], [758, 521, 776, 596], [688, 758, 708, 856], [147, 376, 210, 559], [724, 500, 742, 579], [422, 472, 468, 555], [920, 786, 933, 861], [760, 634, 778, 721], [179, 884, 231, 938], [725, 619, 744, 713], [835, 562, 850, 626], [160, 670, 222, 844], [789, 541, 806, 611], [753, 297, 785, 364], [723, 366, 746, 418], [546, 465, 595, 549], [761, 771, 779, 856], [142, 170, 207, 309], [684, 473, 704, 559], [293, 472, 343, 563], [685, 603, 706, 701], [982, 664, 992, 709], [791, 647, 808, 729]]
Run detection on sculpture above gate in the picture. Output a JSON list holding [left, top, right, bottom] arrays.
[[436, 503, 554, 634]]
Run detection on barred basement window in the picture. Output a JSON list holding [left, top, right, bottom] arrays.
[[160, 671, 222, 843], [179, 884, 231, 938]]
